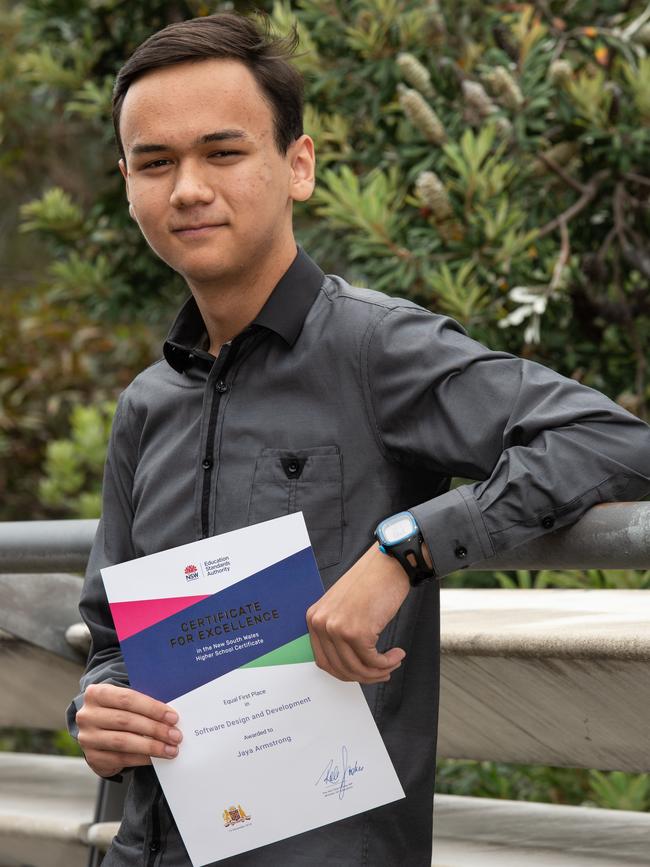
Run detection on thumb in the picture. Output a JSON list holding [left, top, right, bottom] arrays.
[[381, 647, 406, 668]]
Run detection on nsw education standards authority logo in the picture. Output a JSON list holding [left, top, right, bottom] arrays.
[[222, 804, 251, 830], [184, 563, 200, 582]]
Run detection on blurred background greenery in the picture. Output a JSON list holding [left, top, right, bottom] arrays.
[[1, 0, 649, 811]]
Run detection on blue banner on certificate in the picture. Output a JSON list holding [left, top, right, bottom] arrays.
[[101, 512, 405, 865]]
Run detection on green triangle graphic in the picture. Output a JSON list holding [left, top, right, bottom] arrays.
[[241, 633, 314, 669]]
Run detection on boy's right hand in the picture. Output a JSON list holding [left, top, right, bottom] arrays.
[[75, 683, 182, 778]]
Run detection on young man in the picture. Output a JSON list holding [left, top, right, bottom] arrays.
[[67, 12, 650, 867]]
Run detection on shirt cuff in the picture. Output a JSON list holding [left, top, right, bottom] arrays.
[[66, 696, 81, 740], [410, 486, 494, 579]]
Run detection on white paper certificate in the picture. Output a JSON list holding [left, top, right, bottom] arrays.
[[101, 512, 404, 865]]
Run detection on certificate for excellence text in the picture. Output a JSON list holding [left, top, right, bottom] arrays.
[[101, 513, 405, 865]]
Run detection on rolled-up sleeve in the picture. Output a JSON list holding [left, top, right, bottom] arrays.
[[366, 305, 650, 579], [66, 393, 138, 738]]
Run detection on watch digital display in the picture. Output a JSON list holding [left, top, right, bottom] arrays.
[[383, 515, 415, 543]]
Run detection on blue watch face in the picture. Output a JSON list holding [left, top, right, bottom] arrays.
[[377, 511, 418, 546]]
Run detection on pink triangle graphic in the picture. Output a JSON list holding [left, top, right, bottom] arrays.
[[110, 595, 210, 641]]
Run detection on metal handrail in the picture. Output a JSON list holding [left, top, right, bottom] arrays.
[[0, 519, 97, 574], [1, 502, 649, 573]]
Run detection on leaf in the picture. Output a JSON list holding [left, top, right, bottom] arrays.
[[313, 165, 407, 255], [425, 261, 490, 324], [622, 56, 650, 124], [20, 188, 85, 241]]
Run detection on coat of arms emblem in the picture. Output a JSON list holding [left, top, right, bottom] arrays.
[[222, 804, 251, 827]]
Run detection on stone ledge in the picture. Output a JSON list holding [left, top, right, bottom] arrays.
[[434, 794, 650, 864], [438, 590, 650, 770], [441, 589, 650, 659]]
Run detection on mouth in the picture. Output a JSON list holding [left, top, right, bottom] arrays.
[[171, 223, 226, 237]]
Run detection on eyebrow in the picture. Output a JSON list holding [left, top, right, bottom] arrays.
[[130, 129, 251, 156]]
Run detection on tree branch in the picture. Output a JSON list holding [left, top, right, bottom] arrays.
[[537, 170, 610, 239], [536, 153, 585, 194], [550, 219, 570, 291]]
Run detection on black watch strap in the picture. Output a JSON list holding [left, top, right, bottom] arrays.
[[389, 535, 434, 586]]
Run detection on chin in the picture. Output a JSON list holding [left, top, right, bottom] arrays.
[[174, 259, 235, 285]]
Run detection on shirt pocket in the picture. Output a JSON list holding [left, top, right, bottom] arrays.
[[247, 445, 343, 570]]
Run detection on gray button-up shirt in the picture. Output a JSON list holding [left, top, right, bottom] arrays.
[[69, 248, 650, 867]]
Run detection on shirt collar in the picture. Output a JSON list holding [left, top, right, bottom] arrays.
[[163, 247, 324, 373]]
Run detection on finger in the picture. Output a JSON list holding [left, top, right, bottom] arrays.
[[311, 626, 393, 684], [325, 634, 399, 682], [344, 639, 406, 673], [86, 750, 153, 776], [317, 630, 354, 681], [308, 628, 342, 678], [318, 613, 404, 678], [79, 727, 180, 760], [89, 707, 182, 747], [85, 684, 178, 725]]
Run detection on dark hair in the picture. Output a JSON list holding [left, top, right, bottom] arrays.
[[112, 12, 304, 160]]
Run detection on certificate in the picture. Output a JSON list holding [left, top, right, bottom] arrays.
[[101, 512, 405, 865]]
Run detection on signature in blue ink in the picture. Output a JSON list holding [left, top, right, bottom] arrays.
[[315, 745, 364, 799]]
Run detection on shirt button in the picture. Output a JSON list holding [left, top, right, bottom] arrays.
[[149, 841, 160, 853], [215, 380, 229, 393], [455, 546, 468, 559], [287, 460, 299, 475], [542, 515, 555, 529], [202, 458, 212, 470]]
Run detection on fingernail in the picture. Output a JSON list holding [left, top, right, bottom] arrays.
[[168, 728, 182, 743], [164, 745, 178, 757], [164, 711, 178, 724]]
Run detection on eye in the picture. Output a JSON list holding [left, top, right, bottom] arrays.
[[208, 150, 241, 159], [141, 159, 172, 170]]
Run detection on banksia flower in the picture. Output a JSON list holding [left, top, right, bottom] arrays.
[[462, 80, 497, 120], [398, 85, 447, 144], [397, 52, 435, 98], [549, 59, 572, 86], [485, 66, 524, 110], [415, 171, 453, 222], [493, 115, 513, 138]]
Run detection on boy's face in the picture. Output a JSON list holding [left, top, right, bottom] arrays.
[[118, 58, 314, 289]]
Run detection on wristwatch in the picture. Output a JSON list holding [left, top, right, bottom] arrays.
[[374, 511, 435, 586]]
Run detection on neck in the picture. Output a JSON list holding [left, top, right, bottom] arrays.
[[187, 239, 298, 355]]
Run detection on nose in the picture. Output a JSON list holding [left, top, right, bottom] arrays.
[[169, 161, 215, 209]]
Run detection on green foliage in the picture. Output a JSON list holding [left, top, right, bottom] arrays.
[[0, 727, 82, 757], [39, 402, 116, 518], [6, 0, 650, 407], [491, 568, 650, 590], [436, 759, 650, 812], [281, 0, 650, 412], [443, 125, 516, 209], [0, 278, 155, 520], [20, 186, 85, 240], [587, 770, 650, 811]]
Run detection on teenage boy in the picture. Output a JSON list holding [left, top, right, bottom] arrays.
[[68, 13, 650, 867]]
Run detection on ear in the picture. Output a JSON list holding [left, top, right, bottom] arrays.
[[119, 158, 137, 221], [288, 135, 315, 203]]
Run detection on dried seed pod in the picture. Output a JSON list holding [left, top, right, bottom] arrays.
[[485, 65, 524, 110], [493, 115, 513, 138], [462, 80, 498, 119], [549, 58, 572, 86], [397, 52, 435, 98], [415, 171, 453, 222], [398, 85, 447, 144]]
